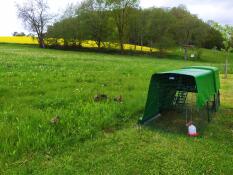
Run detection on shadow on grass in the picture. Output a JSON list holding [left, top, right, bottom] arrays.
[[144, 109, 210, 136]]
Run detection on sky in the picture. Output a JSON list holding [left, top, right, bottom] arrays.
[[0, 0, 233, 36]]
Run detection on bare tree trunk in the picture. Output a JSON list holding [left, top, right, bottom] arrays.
[[117, 30, 124, 53], [77, 40, 82, 48], [97, 40, 101, 49], [120, 40, 124, 54], [150, 40, 153, 54], [38, 37, 45, 48], [64, 40, 68, 47], [120, 44, 124, 53], [159, 48, 164, 57], [184, 47, 188, 61], [141, 36, 143, 52]]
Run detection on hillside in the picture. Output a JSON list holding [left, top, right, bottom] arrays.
[[0, 44, 233, 174]]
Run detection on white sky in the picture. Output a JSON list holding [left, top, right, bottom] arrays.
[[0, 0, 233, 36]]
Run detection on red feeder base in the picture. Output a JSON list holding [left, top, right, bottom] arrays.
[[188, 133, 199, 137]]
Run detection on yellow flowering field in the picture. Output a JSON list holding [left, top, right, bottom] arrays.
[[0, 36, 38, 44], [82, 40, 158, 52], [0, 36, 157, 52]]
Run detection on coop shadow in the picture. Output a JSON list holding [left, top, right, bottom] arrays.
[[144, 109, 210, 136]]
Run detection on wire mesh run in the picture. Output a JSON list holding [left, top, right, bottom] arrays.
[[149, 92, 215, 134]]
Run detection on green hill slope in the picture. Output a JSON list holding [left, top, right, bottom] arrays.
[[0, 44, 232, 174]]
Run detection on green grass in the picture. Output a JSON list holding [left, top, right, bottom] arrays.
[[0, 43, 233, 174]]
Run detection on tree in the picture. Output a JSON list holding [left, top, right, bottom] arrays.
[[44, 2, 225, 56], [127, 8, 148, 51], [47, 17, 83, 47], [146, 8, 176, 56], [46, 3, 84, 47], [16, 0, 53, 48], [107, 0, 139, 53], [12, 32, 26, 36], [212, 23, 233, 78], [61, 3, 79, 19], [203, 25, 224, 50], [171, 6, 208, 60], [77, 0, 112, 49]]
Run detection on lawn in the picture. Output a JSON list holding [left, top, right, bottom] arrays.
[[0, 43, 233, 174]]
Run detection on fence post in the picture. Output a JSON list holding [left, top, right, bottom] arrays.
[[224, 57, 228, 79]]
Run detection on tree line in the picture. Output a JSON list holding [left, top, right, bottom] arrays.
[[17, 0, 227, 56]]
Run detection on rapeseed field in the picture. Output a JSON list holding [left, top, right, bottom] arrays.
[[0, 36, 157, 52]]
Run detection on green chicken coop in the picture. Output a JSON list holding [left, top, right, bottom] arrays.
[[139, 66, 220, 124]]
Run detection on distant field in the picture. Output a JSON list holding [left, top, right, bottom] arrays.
[[0, 43, 232, 174], [0, 36, 38, 44], [0, 36, 157, 52]]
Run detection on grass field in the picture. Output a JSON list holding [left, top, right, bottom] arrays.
[[0, 43, 233, 174]]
